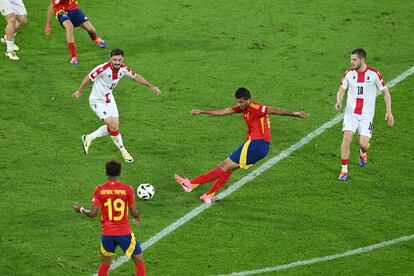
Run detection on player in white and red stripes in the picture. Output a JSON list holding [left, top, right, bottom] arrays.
[[73, 48, 161, 163], [335, 48, 394, 181]]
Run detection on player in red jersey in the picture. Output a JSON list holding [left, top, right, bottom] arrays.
[[73, 160, 146, 276], [175, 87, 309, 203], [45, 0, 106, 64]]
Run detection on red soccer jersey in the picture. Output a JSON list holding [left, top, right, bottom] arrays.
[[92, 180, 135, 236], [232, 101, 271, 142], [52, 0, 79, 14]]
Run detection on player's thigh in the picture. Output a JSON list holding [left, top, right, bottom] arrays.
[[61, 17, 74, 31], [115, 234, 142, 258], [4, 12, 16, 25], [100, 235, 116, 258], [358, 117, 373, 139], [7, 0, 26, 16], [15, 14, 26, 24], [342, 113, 358, 135]]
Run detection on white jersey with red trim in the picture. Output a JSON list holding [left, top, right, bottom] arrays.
[[88, 62, 137, 103], [341, 66, 386, 118]]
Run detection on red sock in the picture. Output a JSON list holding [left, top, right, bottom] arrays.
[[67, 42, 77, 58], [98, 263, 110, 276], [89, 32, 98, 41], [341, 159, 349, 165], [135, 262, 146, 276], [191, 167, 225, 185], [207, 171, 232, 195]]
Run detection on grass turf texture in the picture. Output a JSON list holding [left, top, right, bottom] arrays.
[[1, 0, 413, 275]]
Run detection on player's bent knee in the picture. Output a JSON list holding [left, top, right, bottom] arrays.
[[131, 253, 144, 264], [7, 15, 17, 24], [20, 17, 28, 25]]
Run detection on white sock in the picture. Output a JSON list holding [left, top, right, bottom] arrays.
[[86, 125, 109, 142], [341, 165, 348, 173], [5, 40, 14, 52], [110, 133, 127, 152]]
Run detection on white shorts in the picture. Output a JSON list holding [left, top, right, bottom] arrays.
[[90, 100, 119, 120], [0, 0, 27, 16], [342, 113, 373, 138]]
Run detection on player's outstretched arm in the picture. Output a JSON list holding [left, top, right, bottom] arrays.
[[191, 108, 235, 116], [45, 3, 53, 35], [381, 87, 394, 126], [335, 86, 346, 110], [268, 108, 309, 118], [72, 75, 91, 99], [133, 74, 161, 95], [129, 205, 140, 225], [73, 202, 99, 218]]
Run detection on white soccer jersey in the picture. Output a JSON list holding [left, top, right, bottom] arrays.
[[341, 66, 386, 118], [88, 62, 137, 103]]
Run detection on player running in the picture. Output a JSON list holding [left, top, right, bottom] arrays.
[[45, 0, 106, 64], [175, 87, 309, 203], [335, 48, 394, 181], [0, 0, 28, 60], [73, 48, 161, 163], [73, 160, 146, 276]]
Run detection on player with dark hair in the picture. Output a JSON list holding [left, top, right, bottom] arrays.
[[45, 0, 106, 64], [73, 49, 161, 163], [175, 87, 309, 203], [335, 48, 394, 181], [73, 160, 146, 276]]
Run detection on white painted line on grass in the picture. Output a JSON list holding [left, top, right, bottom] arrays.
[[216, 233, 414, 276], [100, 65, 414, 275]]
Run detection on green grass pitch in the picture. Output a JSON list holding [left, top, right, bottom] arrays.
[[1, 0, 414, 275]]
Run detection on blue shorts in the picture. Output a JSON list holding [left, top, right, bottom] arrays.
[[229, 140, 270, 169], [101, 233, 142, 258], [57, 9, 88, 27]]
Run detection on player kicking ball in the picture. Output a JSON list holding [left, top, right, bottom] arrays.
[[45, 0, 106, 64], [175, 87, 309, 203], [335, 48, 394, 181], [73, 161, 146, 276], [73, 48, 161, 163]]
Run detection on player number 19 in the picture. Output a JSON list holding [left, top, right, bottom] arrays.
[[104, 198, 125, 221]]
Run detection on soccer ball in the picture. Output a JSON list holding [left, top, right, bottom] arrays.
[[137, 183, 155, 200]]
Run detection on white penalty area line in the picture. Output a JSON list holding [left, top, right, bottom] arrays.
[[216, 233, 414, 276], [99, 65, 414, 275]]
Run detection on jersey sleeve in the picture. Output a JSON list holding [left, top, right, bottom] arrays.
[[231, 106, 242, 113], [127, 185, 136, 206], [341, 71, 350, 90], [374, 70, 386, 91], [88, 64, 105, 82], [92, 187, 101, 206], [121, 65, 137, 79]]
